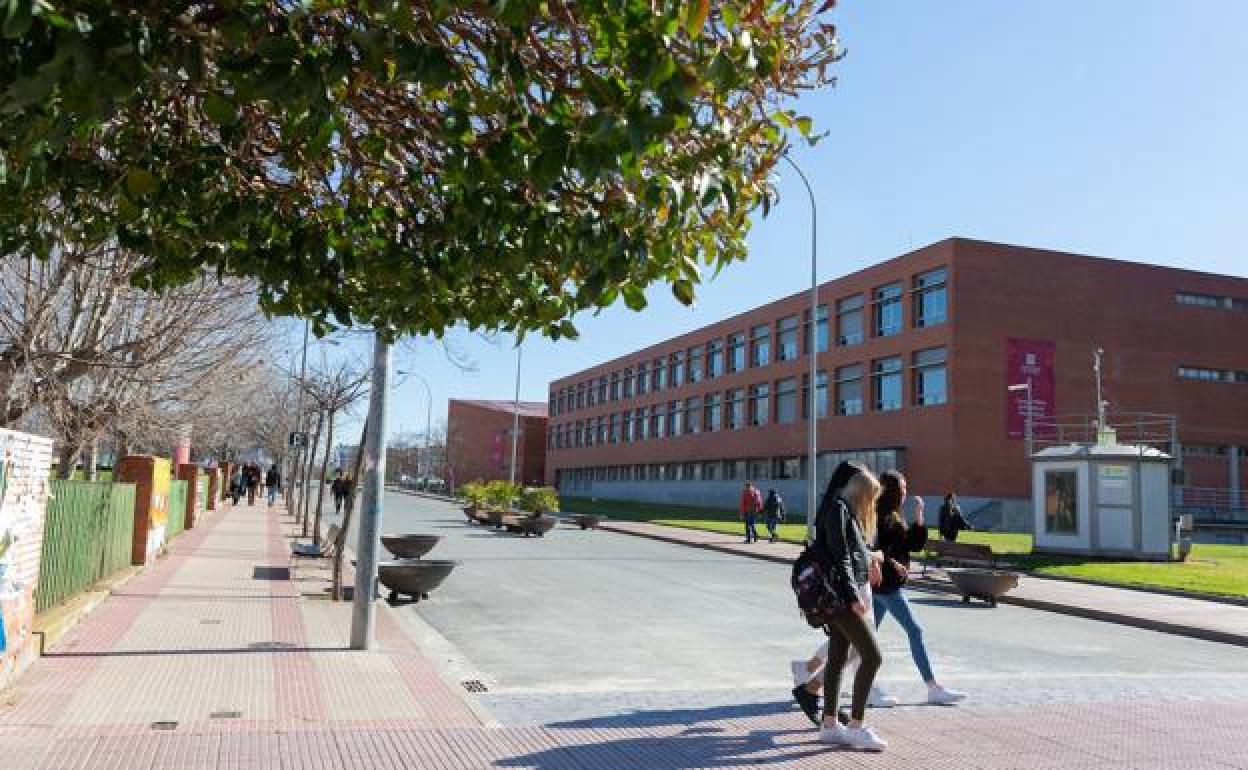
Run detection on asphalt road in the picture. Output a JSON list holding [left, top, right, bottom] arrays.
[[333, 492, 1248, 727]]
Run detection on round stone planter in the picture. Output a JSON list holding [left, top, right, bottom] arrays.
[[946, 568, 1019, 607], [377, 559, 458, 603], [381, 533, 442, 560]]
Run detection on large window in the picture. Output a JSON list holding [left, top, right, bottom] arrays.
[[688, 346, 704, 384], [726, 388, 746, 429], [667, 400, 682, 437], [574, 420, 584, 447], [835, 364, 863, 416], [702, 461, 719, 481], [620, 411, 632, 443], [622, 368, 633, 399], [872, 356, 903, 411], [685, 396, 703, 434], [585, 380, 595, 407], [913, 268, 948, 327], [598, 415, 609, 444], [707, 339, 724, 379], [749, 383, 770, 426], [584, 418, 595, 446], [682, 462, 701, 481], [836, 294, 864, 346], [913, 347, 948, 406], [873, 283, 903, 337], [650, 405, 665, 438], [750, 324, 771, 367], [773, 457, 803, 480], [576, 383, 586, 409], [1045, 470, 1078, 534], [598, 376, 609, 403], [1178, 366, 1248, 383], [728, 332, 746, 372], [610, 412, 622, 444], [805, 304, 829, 354], [776, 315, 800, 361], [669, 351, 685, 388], [802, 370, 829, 419], [724, 459, 747, 480], [636, 363, 648, 395], [635, 408, 647, 441], [652, 357, 666, 391], [775, 377, 798, 424], [747, 458, 771, 480], [704, 392, 722, 432], [610, 372, 620, 401]]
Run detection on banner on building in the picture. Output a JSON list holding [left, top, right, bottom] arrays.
[[1006, 338, 1056, 439]]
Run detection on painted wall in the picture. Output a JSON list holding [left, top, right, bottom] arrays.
[[0, 428, 54, 691]]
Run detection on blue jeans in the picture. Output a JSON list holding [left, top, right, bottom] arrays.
[[267, 487, 278, 506], [743, 513, 759, 542], [872, 589, 935, 683]]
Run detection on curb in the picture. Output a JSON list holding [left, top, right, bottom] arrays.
[[599, 521, 1248, 649], [1007, 570, 1248, 609]]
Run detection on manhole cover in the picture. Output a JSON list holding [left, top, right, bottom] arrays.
[[210, 711, 242, 719], [200, 619, 222, 625], [151, 721, 178, 731], [461, 680, 488, 693]]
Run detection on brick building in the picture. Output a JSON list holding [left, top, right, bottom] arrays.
[[544, 238, 1248, 527], [447, 399, 548, 489]]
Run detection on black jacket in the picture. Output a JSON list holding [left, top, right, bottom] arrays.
[[815, 495, 870, 606], [938, 503, 970, 541], [873, 515, 927, 594]]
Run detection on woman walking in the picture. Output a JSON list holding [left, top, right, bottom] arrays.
[[803, 464, 888, 750], [871, 471, 966, 706]]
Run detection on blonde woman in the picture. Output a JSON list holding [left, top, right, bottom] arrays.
[[800, 463, 888, 750]]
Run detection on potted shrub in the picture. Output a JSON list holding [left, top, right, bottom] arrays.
[[515, 486, 560, 536], [461, 480, 488, 521], [484, 480, 521, 527]]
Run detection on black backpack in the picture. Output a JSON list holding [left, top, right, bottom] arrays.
[[791, 544, 845, 628]]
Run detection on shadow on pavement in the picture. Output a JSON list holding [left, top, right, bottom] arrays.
[[547, 700, 796, 729], [496, 726, 827, 769]]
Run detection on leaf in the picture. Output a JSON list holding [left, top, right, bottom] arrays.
[[3, 0, 32, 39], [684, 0, 710, 40], [203, 94, 238, 126], [672, 279, 696, 305], [558, 320, 579, 340], [622, 284, 647, 311], [796, 116, 814, 136], [125, 168, 159, 198]]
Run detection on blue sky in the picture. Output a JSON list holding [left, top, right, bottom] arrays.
[[320, 1, 1248, 442]]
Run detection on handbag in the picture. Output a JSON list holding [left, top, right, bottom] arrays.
[[791, 546, 845, 628]]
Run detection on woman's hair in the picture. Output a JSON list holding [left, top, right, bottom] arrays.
[[944, 492, 955, 503], [816, 460, 866, 521], [876, 470, 906, 528], [843, 469, 882, 541]]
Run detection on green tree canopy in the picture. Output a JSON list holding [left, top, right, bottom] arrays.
[[1, 0, 840, 338]]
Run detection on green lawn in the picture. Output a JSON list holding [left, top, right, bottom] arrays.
[[562, 496, 1248, 599]]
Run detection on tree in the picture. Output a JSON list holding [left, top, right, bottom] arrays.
[[296, 360, 369, 544], [1, 1, 841, 340]]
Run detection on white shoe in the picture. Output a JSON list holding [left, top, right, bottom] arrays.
[[783, 658, 813, 688], [819, 722, 849, 744], [867, 686, 898, 708], [927, 684, 966, 705], [843, 725, 887, 751]]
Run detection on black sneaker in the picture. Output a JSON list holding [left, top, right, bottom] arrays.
[[837, 708, 851, 726], [791, 685, 820, 726]]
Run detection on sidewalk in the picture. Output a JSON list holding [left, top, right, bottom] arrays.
[[2, 501, 1245, 769], [598, 519, 1248, 647]]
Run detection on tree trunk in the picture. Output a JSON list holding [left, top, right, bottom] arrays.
[[312, 409, 335, 547], [333, 417, 369, 601], [56, 443, 78, 479], [85, 439, 100, 481], [300, 410, 324, 537]]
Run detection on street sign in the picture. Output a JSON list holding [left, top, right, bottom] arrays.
[[288, 431, 309, 449]]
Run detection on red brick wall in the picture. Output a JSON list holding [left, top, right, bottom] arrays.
[[447, 400, 548, 488]]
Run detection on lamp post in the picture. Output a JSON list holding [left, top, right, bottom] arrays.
[[350, 331, 391, 650], [780, 151, 820, 545], [397, 369, 434, 484], [288, 320, 309, 517]]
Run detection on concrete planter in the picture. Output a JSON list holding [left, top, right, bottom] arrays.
[[377, 559, 458, 603], [946, 568, 1019, 607], [381, 534, 442, 560]]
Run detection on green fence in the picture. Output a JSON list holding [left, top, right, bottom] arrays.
[[167, 480, 188, 539], [37, 480, 136, 614], [196, 477, 207, 511]]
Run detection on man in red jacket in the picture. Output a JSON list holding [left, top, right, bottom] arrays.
[[739, 481, 764, 544]]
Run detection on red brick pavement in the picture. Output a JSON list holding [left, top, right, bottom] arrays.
[[2, 501, 1247, 769]]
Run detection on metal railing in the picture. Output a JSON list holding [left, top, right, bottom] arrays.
[[1029, 412, 1177, 455], [36, 480, 136, 614], [1176, 486, 1247, 519]]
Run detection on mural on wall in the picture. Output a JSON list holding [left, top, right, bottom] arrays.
[[147, 457, 172, 560], [0, 430, 54, 663]]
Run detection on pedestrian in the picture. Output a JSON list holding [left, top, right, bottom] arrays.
[[937, 492, 972, 542], [244, 464, 260, 505], [229, 466, 244, 505], [870, 471, 966, 706], [763, 489, 786, 543], [739, 481, 763, 544], [331, 472, 352, 515], [265, 464, 282, 507]]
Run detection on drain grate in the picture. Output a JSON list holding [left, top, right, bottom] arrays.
[[151, 721, 178, 731], [200, 619, 222, 625], [461, 680, 488, 693], [210, 710, 242, 719]]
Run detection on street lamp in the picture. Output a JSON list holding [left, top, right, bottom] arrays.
[[509, 343, 522, 486], [395, 369, 434, 483], [780, 151, 820, 546], [1007, 381, 1034, 456]]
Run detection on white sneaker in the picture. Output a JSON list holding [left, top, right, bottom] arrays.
[[842, 725, 887, 751], [927, 684, 967, 705], [819, 722, 849, 744], [867, 686, 898, 708], [791, 661, 813, 687]]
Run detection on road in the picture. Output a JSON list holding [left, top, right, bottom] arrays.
[[334, 492, 1248, 728]]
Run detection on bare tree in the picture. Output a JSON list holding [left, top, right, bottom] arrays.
[[297, 361, 369, 545]]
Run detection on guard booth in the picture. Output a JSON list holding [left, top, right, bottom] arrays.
[[1031, 432, 1173, 561]]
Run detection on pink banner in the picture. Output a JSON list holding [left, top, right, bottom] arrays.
[[1006, 338, 1055, 439]]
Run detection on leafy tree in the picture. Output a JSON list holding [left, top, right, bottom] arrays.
[[1, 1, 840, 338]]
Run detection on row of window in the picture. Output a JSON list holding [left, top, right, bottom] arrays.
[[549, 268, 948, 416], [548, 350, 947, 450], [554, 448, 903, 488], [1178, 366, 1248, 384], [1175, 291, 1248, 311]]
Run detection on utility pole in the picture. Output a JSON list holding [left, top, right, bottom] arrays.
[[350, 332, 391, 650], [289, 320, 310, 517], [1093, 347, 1106, 430], [509, 344, 522, 486]]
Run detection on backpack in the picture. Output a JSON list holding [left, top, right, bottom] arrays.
[[791, 544, 845, 628]]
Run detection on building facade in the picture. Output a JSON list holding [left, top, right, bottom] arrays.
[[544, 238, 1248, 527], [447, 399, 548, 489]]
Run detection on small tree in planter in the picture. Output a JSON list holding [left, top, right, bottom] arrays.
[[461, 480, 489, 513], [520, 487, 560, 516], [484, 480, 521, 527]]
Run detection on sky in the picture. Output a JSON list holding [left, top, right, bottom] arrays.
[[313, 1, 1248, 444]]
